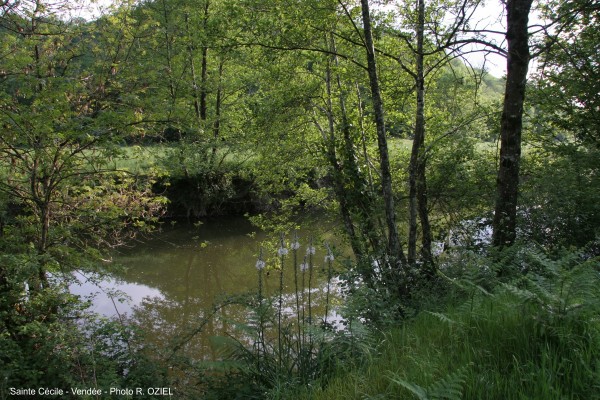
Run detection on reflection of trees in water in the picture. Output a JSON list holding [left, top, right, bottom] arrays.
[[115, 233, 262, 303], [129, 295, 217, 360], [113, 220, 341, 303], [113, 220, 345, 386], [127, 274, 342, 364]]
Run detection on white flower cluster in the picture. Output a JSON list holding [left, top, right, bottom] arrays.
[[300, 262, 309, 272], [291, 240, 301, 250], [306, 246, 316, 255], [324, 254, 335, 262], [277, 247, 289, 256], [255, 260, 266, 270]]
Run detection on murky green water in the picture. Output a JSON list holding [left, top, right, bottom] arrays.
[[72, 217, 343, 360]]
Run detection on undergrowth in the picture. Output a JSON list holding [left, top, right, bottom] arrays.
[[299, 244, 600, 400], [166, 234, 376, 399]]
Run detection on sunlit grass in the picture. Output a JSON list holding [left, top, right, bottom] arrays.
[[106, 144, 256, 175], [300, 287, 600, 400], [91, 137, 493, 178], [112, 145, 164, 173]]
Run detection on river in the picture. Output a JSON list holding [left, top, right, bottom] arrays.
[[70, 216, 343, 360]]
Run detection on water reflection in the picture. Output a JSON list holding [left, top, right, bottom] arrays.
[[70, 273, 164, 317], [82, 217, 341, 360], [115, 217, 265, 305]]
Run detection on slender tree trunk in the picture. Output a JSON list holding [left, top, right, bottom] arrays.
[[160, 0, 175, 99], [211, 58, 224, 161], [416, 161, 432, 265], [37, 203, 51, 289], [492, 0, 533, 247], [408, 0, 433, 267], [356, 83, 375, 190], [163, 0, 190, 177], [31, 151, 50, 290], [330, 34, 382, 269], [185, 13, 201, 121], [199, 1, 210, 122], [322, 45, 365, 264], [360, 0, 406, 266], [356, 82, 388, 248]]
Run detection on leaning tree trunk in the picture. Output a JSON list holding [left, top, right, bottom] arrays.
[[322, 46, 365, 263], [492, 0, 533, 247], [360, 0, 407, 266]]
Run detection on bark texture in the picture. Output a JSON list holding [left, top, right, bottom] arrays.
[[492, 0, 533, 247], [408, 0, 432, 266]]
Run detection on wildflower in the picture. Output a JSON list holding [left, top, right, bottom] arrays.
[[255, 260, 266, 270], [291, 240, 300, 250], [277, 247, 289, 256], [324, 242, 334, 262], [306, 246, 316, 255], [300, 262, 309, 272]]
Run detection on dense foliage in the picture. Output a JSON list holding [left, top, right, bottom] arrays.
[[0, 0, 598, 398]]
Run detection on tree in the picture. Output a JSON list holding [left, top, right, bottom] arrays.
[[534, 0, 600, 146], [520, 0, 600, 248], [359, 0, 407, 268], [227, 0, 382, 263], [492, 0, 533, 247], [372, 0, 488, 267], [0, 0, 165, 388]]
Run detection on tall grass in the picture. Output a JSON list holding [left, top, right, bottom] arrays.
[[302, 247, 600, 400]]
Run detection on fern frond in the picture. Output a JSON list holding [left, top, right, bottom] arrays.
[[425, 311, 457, 326], [388, 366, 468, 400], [387, 374, 428, 399], [427, 367, 468, 400], [209, 335, 243, 359], [501, 282, 538, 304]]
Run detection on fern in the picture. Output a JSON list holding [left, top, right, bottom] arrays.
[[501, 249, 600, 319], [389, 378, 428, 399], [388, 366, 468, 400], [427, 367, 468, 400], [425, 311, 457, 326], [501, 282, 538, 303]]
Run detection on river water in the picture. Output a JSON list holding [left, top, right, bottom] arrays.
[[71, 216, 342, 359]]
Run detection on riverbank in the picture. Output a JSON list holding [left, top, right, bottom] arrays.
[[114, 144, 328, 220], [294, 247, 600, 400]]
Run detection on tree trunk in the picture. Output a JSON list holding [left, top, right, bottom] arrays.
[[492, 0, 533, 247], [37, 203, 51, 290], [331, 34, 382, 267], [417, 160, 432, 265], [160, 0, 175, 99], [185, 12, 201, 120], [200, 0, 210, 122], [360, 0, 406, 266], [356, 83, 375, 190], [322, 51, 365, 264], [211, 58, 224, 162], [408, 0, 433, 267]]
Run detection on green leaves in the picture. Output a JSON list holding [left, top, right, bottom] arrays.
[[533, 0, 600, 145]]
